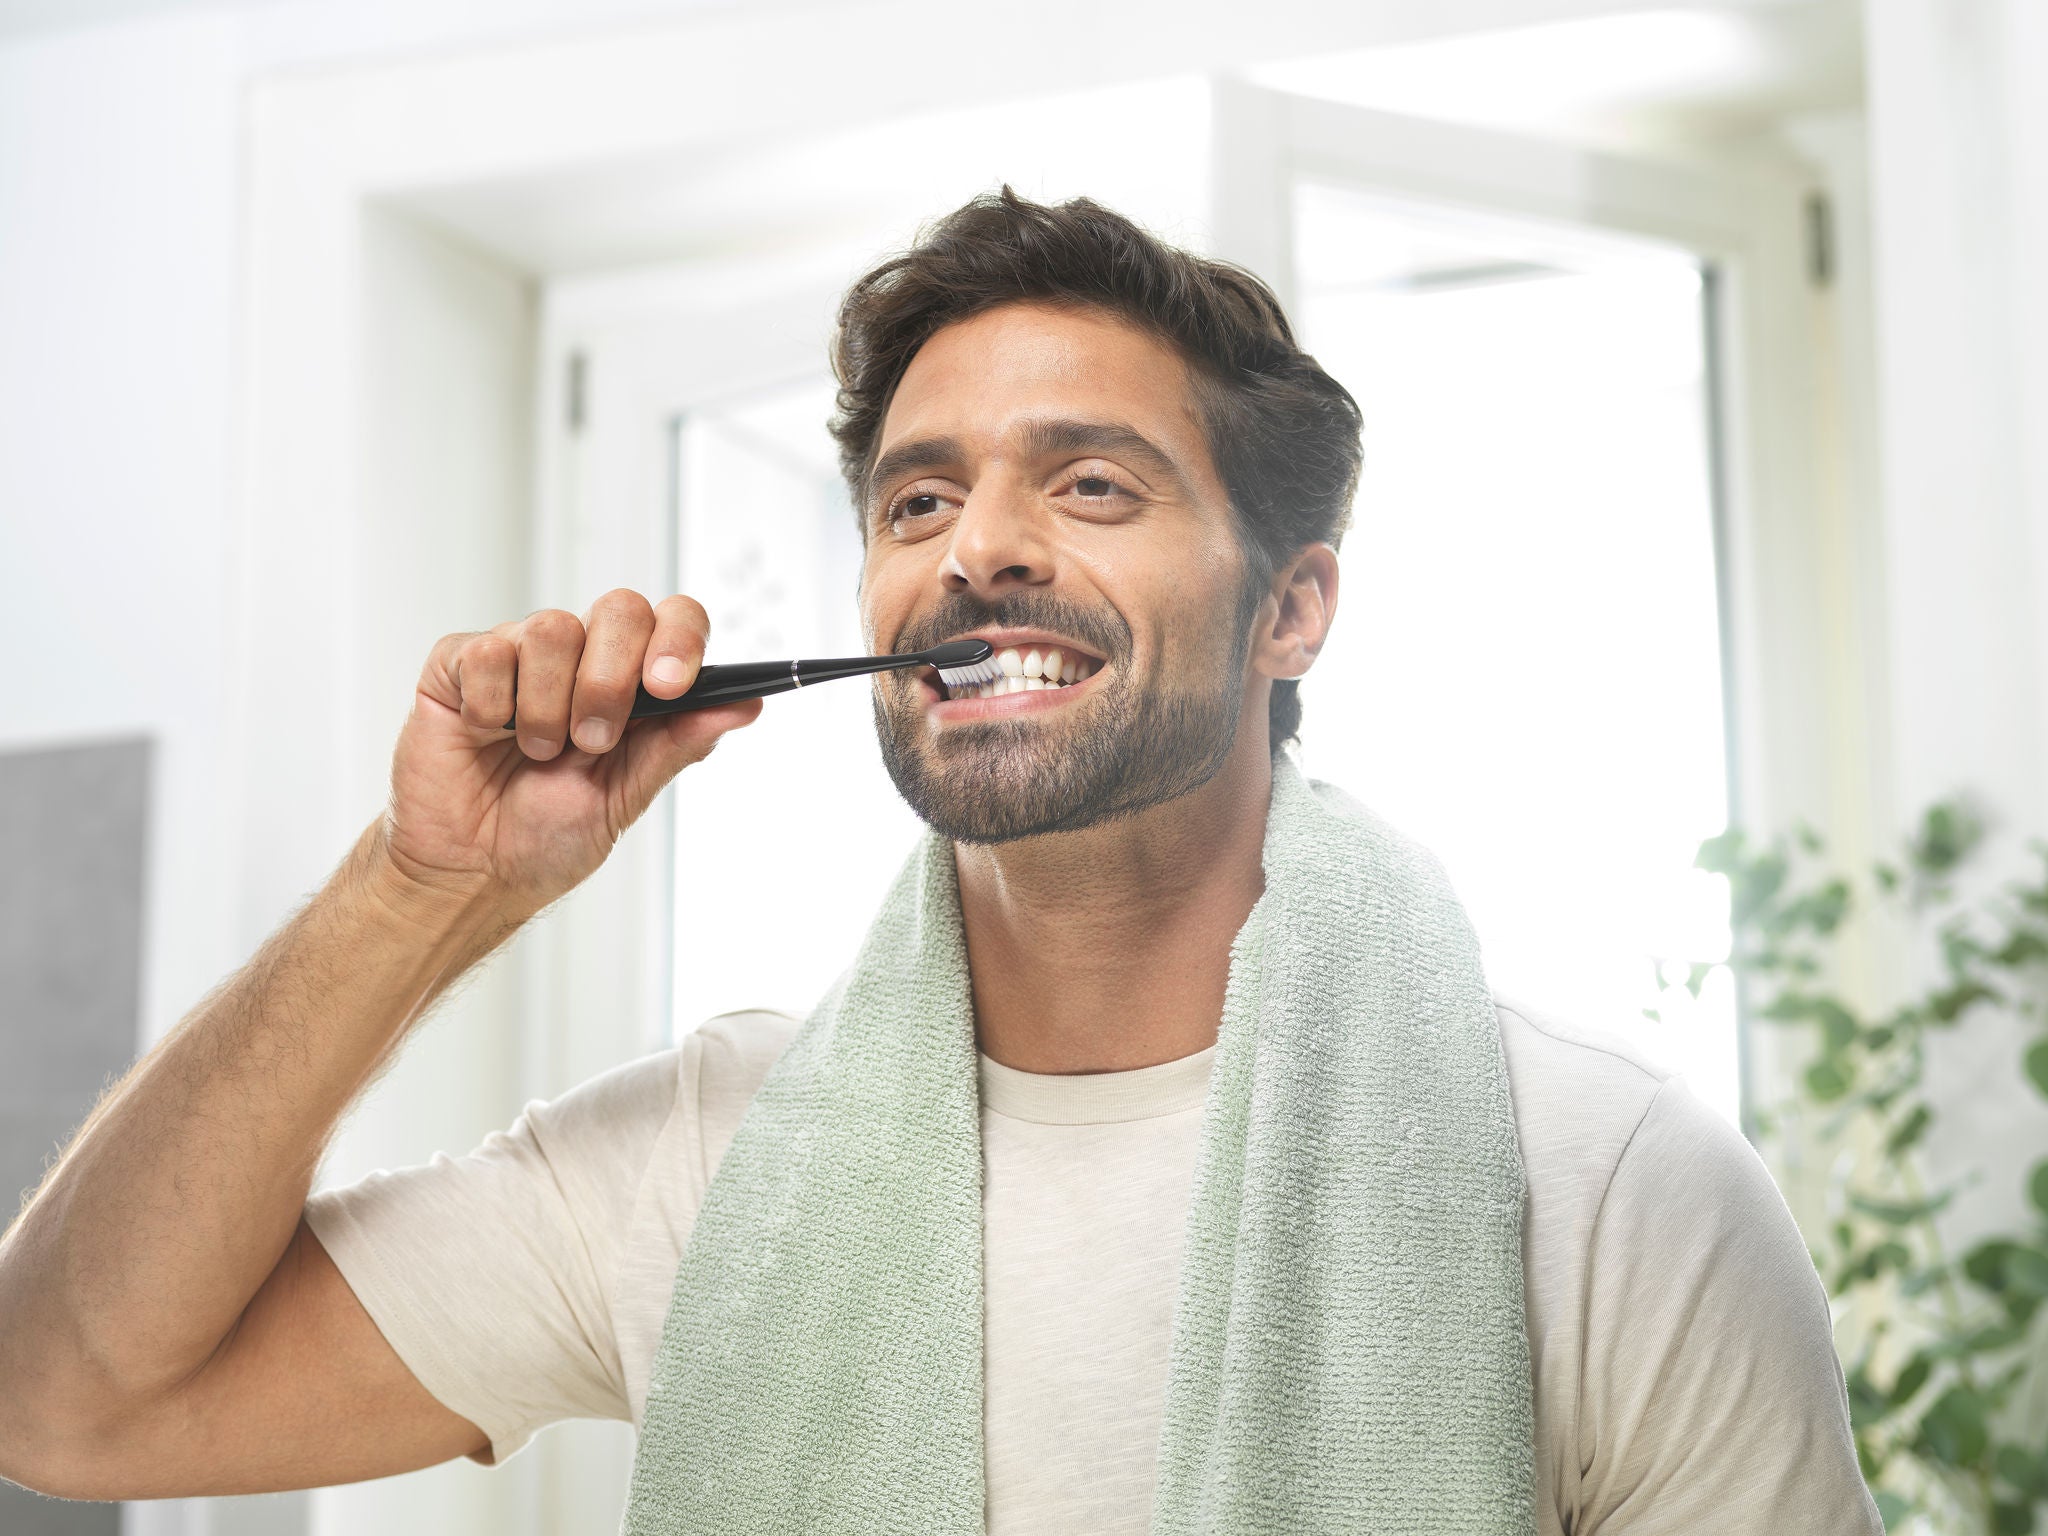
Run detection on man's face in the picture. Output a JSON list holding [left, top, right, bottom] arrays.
[[859, 300, 1263, 844]]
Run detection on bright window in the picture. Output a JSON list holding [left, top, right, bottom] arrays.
[[1289, 181, 1741, 1127], [667, 378, 928, 1036]]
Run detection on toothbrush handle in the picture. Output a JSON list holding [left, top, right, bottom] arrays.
[[503, 655, 909, 731], [630, 660, 807, 718]]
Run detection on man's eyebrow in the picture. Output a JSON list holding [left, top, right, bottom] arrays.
[[1017, 418, 1193, 494], [865, 435, 964, 515]]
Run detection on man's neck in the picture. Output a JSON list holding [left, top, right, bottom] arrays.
[[954, 733, 1275, 1075]]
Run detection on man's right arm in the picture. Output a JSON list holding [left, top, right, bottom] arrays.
[[0, 818, 514, 1498], [0, 590, 759, 1499]]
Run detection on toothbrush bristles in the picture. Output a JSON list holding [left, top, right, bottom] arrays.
[[934, 658, 1004, 691]]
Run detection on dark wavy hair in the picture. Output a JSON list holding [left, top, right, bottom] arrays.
[[828, 185, 1362, 753]]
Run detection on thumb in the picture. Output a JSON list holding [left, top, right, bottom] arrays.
[[610, 698, 764, 824]]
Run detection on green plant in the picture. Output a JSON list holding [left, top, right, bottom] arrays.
[[1644, 801, 2048, 1533]]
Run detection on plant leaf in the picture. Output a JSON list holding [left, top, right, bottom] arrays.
[[1807, 1056, 1854, 1101], [2026, 1038, 2048, 1100], [1734, 852, 1790, 929], [1992, 927, 2048, 968], [1694, 827, 1746, 874], [1847, 1362, 1890, 1429], [1913, 801, 1983, 877], [1928, 979, 2001, 1024], [1995, 1443, 2048, 1500], [1783, 878, 1853, 935], [2008, 1246, 2048, 1300], [1965, 1239, 2020, 1292], [1898, 1264, 1947, 1297], [1886, 1104, 1933, 1156], [1849, 1188, 1954, 1225], [1889, 1353, 1932, 1408], [1913, 1383, 1990, 1465]]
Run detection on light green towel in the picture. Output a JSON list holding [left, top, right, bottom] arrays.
[[623, 755, 1537, 1533]]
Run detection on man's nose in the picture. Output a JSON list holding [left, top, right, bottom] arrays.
[[940, 482, 1054, 598]]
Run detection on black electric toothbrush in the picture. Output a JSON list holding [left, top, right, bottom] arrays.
[[502, 638, 1000, 731]]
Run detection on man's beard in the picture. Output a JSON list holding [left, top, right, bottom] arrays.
[[872, 581, 1262, 845]]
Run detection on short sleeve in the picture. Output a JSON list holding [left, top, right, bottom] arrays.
[[303, 1048, 681, 1467], [1574, 1076, 1884, 1533]]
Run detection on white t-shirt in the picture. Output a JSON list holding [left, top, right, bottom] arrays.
[[303, 992, 1883, 1534]]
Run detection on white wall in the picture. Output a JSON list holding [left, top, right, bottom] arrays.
[[1863, 0, 2048, 1252], [0, 11, 242, 1056]]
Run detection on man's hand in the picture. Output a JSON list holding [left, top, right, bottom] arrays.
[[384, 590, 763, 915]]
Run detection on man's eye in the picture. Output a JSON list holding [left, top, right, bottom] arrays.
[[1071, 475, 1126, 499], [895, 493, 946, 520]]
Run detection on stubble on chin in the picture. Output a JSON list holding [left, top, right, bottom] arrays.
[[872, 663, 1245, 846]]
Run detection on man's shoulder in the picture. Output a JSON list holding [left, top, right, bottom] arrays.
[[683, 1007, 807, 1106], [1493, 988, 1679, 1111], [1490, 991, 1690, 1207], [1492, 990, 1679, 1089]]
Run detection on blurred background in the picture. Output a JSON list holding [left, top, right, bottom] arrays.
[[3, 0, 2045, 1532]]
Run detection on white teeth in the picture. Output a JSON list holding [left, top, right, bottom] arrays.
[[952, 645, 1101, 700]]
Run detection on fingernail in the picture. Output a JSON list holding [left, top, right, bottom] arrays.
[[651, 657, 686, 686], [576, 718, 612, 751]]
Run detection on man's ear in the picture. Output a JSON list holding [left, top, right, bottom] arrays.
[[1251, 543, 1339, 682]]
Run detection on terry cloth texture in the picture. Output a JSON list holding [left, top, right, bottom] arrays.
[[621, 755, 1538, 1534]]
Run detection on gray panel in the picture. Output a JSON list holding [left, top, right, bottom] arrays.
[[0, 736, 148, 1534]]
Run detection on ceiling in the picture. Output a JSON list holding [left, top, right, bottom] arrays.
[[387, 2, 1860, 282], [1250, 2, 1863, 152]]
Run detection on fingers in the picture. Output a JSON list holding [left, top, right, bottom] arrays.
[[507, 608, 587, 758], [418, 629, 515, 729], [644, 594, 711, 698], [428, 593, 728, 761], [450, 634, 517, 732], [568, 589, 657, 754]]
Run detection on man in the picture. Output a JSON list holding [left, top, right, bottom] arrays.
[[1, 189, 1880, 1533]]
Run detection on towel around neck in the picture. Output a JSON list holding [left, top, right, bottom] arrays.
[[623, 754, 1537, 1534]]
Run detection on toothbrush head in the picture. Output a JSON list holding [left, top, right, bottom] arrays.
[[922, 638, 1001, 698]]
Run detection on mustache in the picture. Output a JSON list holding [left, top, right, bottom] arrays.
[[891, 591, 1131, 665]]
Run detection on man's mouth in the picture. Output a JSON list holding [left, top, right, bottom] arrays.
[[920, 632, 1109, 715]]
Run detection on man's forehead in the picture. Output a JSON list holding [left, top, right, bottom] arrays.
[[874, 301, 1215, 476]]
